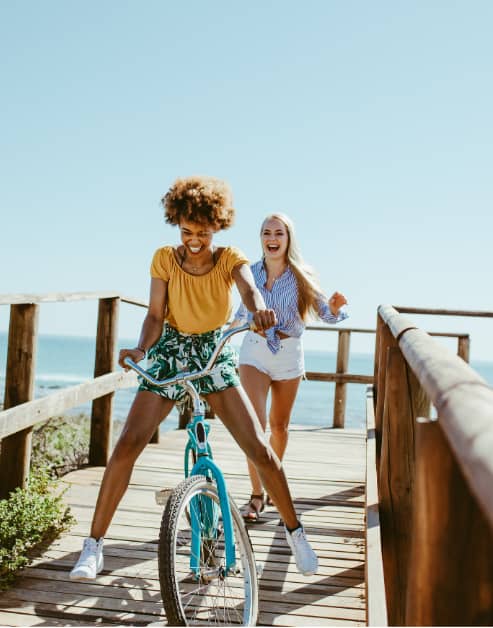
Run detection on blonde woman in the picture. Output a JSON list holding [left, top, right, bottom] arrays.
[[233, 214, 348, 522]]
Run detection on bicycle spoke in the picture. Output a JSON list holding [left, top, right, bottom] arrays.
[[159, 476, 258, 625]]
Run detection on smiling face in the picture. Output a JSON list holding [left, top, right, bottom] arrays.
[[261, 217, 289, 262], [179, 219, 216, 256]]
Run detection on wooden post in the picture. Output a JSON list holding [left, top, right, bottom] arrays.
[[373, 313, 384, 402], [378, 345, 429, 626], [89, 297, 119, 465], [178, 407, 191, 430], [406, 420, 493, 626], [457, 335, 470, 363], [333, 330, 350, 428], [374, 321, 394, 457], [0, 304, 39, 498], [177, 399, 215, 430]]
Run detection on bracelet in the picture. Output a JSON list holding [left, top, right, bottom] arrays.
[[135, 346, 147, 359]]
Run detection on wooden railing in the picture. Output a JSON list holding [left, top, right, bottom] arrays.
[[305, 325, 374, 428], [0, 292, 375, 496], [0, 292, 144, 499], [373, 305, 493, 626], [306, 322, 470, 428], [0, 292, 475, 501]]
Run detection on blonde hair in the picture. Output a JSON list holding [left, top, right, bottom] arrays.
[[261, 213, 326, 321]]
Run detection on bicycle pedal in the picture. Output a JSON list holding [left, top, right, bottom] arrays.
[[155, 488, 173, 506]]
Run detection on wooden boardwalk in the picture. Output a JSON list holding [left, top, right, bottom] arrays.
[[0, 425, 366, 627]]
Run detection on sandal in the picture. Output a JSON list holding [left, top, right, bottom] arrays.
[[242, 493, 265, 523]]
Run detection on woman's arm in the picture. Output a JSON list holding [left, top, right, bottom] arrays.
[[232, 263, 276, 330], [119, 278, 167, 368]]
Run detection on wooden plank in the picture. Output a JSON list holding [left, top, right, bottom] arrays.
[[378, 346, 416, 625], [364, 386, 387, 626], [0, 610, 105, 627], [0, 597, 160, 624], [0, 371, 137, 439], [1, 426, 366, 626], [374, 320, 394, 461], [20, 567, 365, 600], [393, 305, 493, 317], [0, 293, 145, 309], [306, 324, 374, 334], [120, 296, 148, 308], [0, 291, 122, 305], [405, 420, 493, 626], [305, 372, 373, 384], [22, 566, 365, 601]]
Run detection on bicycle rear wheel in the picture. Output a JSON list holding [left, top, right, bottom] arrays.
[[159, 475, 259, 626]]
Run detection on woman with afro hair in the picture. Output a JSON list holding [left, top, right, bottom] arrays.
[[70, 176, 318, 582]]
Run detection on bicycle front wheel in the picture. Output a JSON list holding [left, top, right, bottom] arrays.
[[159, 475, 259, 626]]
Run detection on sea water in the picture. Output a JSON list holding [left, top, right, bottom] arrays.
[[1, 333, 492, 433]]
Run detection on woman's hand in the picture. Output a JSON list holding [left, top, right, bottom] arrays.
[[328, 291, 348, 316], [119, 348, 146, 370], [252, 308, 277, 331]]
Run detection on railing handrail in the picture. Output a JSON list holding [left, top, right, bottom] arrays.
[[394, 305, 493, 318], [378, 304, 493, 529], [0, 370, 137, 440], [307, 323, 468, 340], [0, 291, 149, 307]]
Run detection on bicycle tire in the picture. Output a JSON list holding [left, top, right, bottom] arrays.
[[159, 475, 259, 626]]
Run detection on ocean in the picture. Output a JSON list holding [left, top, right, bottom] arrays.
[[1, 332, 492, 432]]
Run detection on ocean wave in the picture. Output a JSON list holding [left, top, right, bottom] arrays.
[[35, 373, 89, 384]]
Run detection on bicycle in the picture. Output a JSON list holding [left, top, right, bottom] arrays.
[[124, 323, 259, 626]]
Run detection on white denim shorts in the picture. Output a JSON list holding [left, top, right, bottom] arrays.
[[238, 331, 305, 380]]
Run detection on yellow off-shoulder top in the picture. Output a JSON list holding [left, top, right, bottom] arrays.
[[150, 246, 249, 334]]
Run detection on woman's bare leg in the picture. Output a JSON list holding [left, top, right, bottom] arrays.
[[239, 365, 271, 505], [206, 385, 298, 530], [269, 376, 302, 461], [90, 390, 175, 539]]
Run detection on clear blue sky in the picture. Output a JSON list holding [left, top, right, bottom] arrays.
[[1, 1, 492, 359]]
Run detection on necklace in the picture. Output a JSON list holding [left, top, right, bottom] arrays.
[[180, 247, 216, 274]]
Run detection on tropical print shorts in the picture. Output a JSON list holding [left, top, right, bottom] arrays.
[[138, 324, 240, 402]]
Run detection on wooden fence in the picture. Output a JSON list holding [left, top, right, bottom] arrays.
[[0, 291, 374, 499], [0, 292, 475, 502], [0, 293, 141, 499], [373, 304, 493, 626]]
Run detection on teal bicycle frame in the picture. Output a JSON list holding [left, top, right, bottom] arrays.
[[184, 391, 236, 576], [125, 323, 252, 578]]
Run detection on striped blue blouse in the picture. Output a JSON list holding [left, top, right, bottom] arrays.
[[235, 260, 349, 354]]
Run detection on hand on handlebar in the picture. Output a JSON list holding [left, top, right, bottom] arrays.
[[252, 308, 277, 331], [119, 348, 146, 370]]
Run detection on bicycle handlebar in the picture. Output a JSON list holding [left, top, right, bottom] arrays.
[[123, 323, 254, 389]]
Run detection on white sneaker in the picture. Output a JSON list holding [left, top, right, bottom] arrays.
[[285, 525, 318, 576], [69, 537, 104, 580]]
